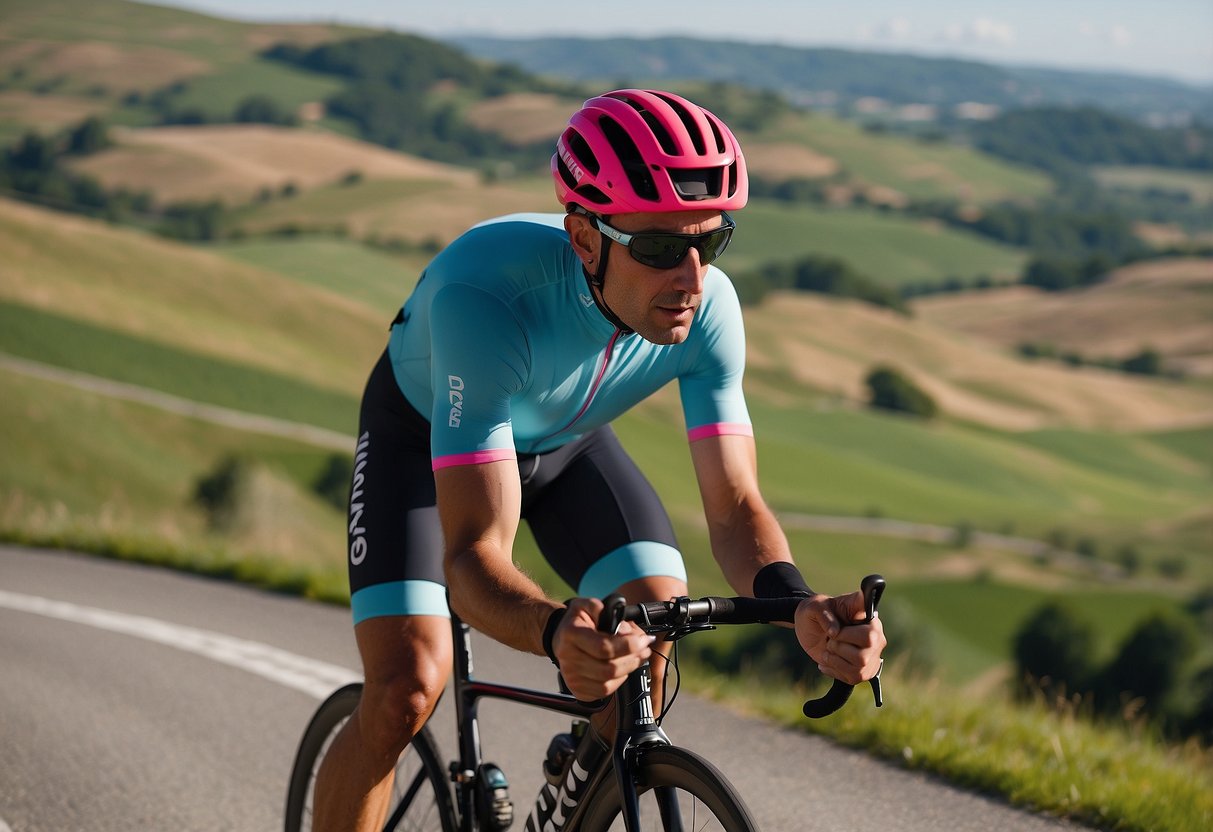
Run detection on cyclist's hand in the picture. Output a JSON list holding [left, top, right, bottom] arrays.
[[553, 597, 655, 702], [794, 592, 886, 686]]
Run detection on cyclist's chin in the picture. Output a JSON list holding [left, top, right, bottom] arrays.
[[639, 305, 696, 344]]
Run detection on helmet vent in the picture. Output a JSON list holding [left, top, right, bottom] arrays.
[[599, 115, 659, 202], [574, 184, 611, 205], [654, 93, 706, 155], [707, 118, 726, 154], [565, 129, 600, 176]]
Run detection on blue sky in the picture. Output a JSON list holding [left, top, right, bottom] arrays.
[[152, 0, 1212, 84]]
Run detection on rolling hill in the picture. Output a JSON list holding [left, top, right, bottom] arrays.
[[915, 258, 1213, 377], [65, 124, 477, 203]]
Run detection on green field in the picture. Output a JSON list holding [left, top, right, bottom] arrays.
[[155, 58, 347, 119], [728, 201, 1027, 283], [0, 299, 362, 433], [211, 236, 426, 313], [1094, 165, 1213, 204], [759, 112, 1054, 203]]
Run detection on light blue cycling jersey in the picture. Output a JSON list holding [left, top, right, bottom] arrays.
[[387, 213, 752, 468]]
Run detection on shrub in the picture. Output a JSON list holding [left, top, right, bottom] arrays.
[[864, 365, 938, 418], [1012, 601, 1097, 702], [192, 455, 257, 532], [313, 453, 353, 511], [1095, 610, 1197, 718]]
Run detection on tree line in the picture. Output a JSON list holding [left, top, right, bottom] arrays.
[[972, 107, 1213, 174], [262, 34, 582, 169], [1014, 597, 1213, 743]]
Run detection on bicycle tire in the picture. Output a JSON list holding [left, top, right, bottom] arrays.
[[578, 745, 759, 832], [284, 683, 457, 832]]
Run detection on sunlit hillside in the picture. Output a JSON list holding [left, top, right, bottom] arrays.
[[916, 258, 1213, 377]]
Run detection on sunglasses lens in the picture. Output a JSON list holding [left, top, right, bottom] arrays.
[[629, 235, 691, 269], [698, 226, 733, 265]]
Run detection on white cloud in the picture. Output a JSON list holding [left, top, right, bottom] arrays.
[[1075, 21, 1135, 48], [858, 17, 912, 42], [940, 18, 1016, 46]]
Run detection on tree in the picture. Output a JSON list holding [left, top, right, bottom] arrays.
[[313, 453, 353, 510], [864, 366, 938, 418], [233, 94, 295, 126], [193, 455, 256, 532], [1120, 347, 1163, 376], [1012, 601, 1097, 701], [66, 117, 111, 155], [1095, 610, 1197, 717]]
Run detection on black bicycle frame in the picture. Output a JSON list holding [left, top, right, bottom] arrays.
[[448, 613, 666, 832]]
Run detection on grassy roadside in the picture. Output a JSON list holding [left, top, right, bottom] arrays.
[[684, 663, 1212, 832]]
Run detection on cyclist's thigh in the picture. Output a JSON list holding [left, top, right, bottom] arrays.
[[347, 349, 450, 627], [521, 425, 687, 598]]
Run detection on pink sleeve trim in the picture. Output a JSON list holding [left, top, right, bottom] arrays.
[[432, 448, 517, 471], [687, 423, 754, 442]]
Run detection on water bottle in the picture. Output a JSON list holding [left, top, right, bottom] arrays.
[[524, 721, 608, 832]]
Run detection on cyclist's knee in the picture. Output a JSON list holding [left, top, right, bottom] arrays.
[[353, 615, 451, 759], [359, 654, 446, 758]]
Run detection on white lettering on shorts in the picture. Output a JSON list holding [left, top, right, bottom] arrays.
[[349, 431, 370, 566], [447, 375, 465, 428]]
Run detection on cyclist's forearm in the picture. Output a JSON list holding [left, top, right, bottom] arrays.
[[444, 546, 561, 655], [708, 496, 797, 596]]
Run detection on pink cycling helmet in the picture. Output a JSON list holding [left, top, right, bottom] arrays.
[[552, 89, 748, 214]]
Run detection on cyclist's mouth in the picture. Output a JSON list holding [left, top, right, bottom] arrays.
[[656, 300, 697, 323]]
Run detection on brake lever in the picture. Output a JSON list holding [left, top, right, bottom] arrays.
[[802, 574, 886, 719]]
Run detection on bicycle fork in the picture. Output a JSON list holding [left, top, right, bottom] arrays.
[[610, 660, 672, 832]]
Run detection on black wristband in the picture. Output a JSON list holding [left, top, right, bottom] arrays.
[[542, 606, 567, 667], [753, 561, 814, 599]]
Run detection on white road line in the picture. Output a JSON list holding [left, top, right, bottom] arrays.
[[0, 590, 360, 699]]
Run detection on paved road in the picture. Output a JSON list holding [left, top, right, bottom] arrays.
[[0, 547, 1076, 831]]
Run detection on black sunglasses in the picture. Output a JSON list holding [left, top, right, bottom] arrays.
[[585, 211, 736, 270]]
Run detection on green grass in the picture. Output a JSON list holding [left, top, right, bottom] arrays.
[[1011, 428, 1211, 492], [728, 201, 1027, 283], [0, 0, 363, 68], [698, 664, 1213, 832], [156, 58, 347, 119], [0, 299, 361, 434], [759, 112, 1053, 203], [1094, 166, 1213, 205], [210, 235, 425, 314], [609, 397, 1212, 575]]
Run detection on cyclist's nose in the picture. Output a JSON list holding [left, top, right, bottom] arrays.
[[669, 247, 706, 294]]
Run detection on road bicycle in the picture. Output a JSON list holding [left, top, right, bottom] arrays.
[[285, 574, 885, 831]]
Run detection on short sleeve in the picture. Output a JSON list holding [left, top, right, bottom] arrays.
[[678, 272, 753, 442], [428, 283, 530, 468]]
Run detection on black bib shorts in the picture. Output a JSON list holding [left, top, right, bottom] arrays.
[[346, 350, 685, 624]]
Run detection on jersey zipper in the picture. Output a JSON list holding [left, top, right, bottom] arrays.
[[541, 328, 622, 445]]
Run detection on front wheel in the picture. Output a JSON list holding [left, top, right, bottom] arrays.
[[284, 683, 457, 832], [578, 745, 759, 832]]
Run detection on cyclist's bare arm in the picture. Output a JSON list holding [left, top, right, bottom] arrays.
[[688, 433, 795, 594], [435, 460, 652, 699], [437, 459, 556, 653], [689, 433, 886, 684]]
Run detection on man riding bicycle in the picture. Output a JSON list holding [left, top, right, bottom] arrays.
[[314, 89, 887, 831]]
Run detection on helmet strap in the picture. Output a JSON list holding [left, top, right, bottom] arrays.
[[583, 234, 632, 334]]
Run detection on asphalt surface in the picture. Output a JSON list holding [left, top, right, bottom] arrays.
[[0, 546, 1078, 831]]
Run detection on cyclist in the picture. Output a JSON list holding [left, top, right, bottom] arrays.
[[314, 89, 887, 831]]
